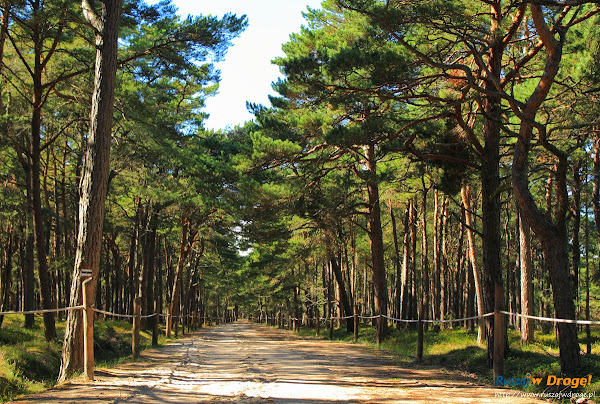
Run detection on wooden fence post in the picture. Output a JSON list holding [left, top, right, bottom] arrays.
[[354, 304, 359, 343], [152, 299, 159, 346], [82, 275, 94, 381], [417, 302, 424, 362], [132, 297, 141, 359], [166, 305, 171, 337], [494, 284, 505, 380], [329, 314, 334, 340]]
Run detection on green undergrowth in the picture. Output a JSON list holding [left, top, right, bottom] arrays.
[[288, 321, 600, 401], [0, 315, 171, 403]]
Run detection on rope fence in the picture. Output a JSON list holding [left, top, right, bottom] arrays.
[[5, 297, 600, 384], [0, 305, 84, 316], [274, 311, 600, 325], [5, 306, 591, 327], [0, 306, 222, 322]]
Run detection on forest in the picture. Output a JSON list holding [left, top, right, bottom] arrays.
[[0, 0, 600, 392]]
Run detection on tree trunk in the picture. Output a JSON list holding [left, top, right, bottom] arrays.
[[144, 210, 158, 327], [0, 0, 9, 118], [409, 200, 418, 320], [59, 0, 122, 381], [454, 199, 466, 321], [440, 197, 448, 327], [513, 123, 580, 374], [389, 201, 401, 326], [327, 246, 354, 333], [420, 186, 430, 325], [572, 161, 582, 304], [167, 214, 196, 337], [518, 208, 534, 343], [22, 218, 35, 328], [511, 3, 580, 375], [433, 190, 440, 322], [594, 136, 600, 257], [399, 201, 411, 325], [0, 227, 14, 326], [480, 4, 505, 366], [461, 185, 485, 344], [364, 143, 388, 342]]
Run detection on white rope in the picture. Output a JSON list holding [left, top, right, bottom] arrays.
[[502, 311, 600, 326], [360, 315, 384, 320], [423, 312, 495, 324], [92, 308, 135, 319], [329, 315, 354, 320], [381, 315, 419, 323], [0, 305, 84, 316]]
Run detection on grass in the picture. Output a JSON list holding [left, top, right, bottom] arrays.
[[290, 320, 600, 401], [0, 314, 176, 403]]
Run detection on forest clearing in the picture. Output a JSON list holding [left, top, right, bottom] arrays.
[[2, 0, 600, 402]]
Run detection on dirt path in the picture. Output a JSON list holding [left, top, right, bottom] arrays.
[[12, 320, 545, 403]]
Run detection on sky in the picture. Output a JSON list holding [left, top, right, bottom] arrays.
[[168, 0, 324, 130]]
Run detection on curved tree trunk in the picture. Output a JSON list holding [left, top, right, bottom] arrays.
[[511, 4, 579, 375]]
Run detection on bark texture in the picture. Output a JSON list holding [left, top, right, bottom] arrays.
[[59, 0, 122, 381]]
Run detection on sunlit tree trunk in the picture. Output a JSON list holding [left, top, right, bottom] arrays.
[[59, 0, 122, 381], [519, 209, 534, 343], [461, 185, 484, 344]]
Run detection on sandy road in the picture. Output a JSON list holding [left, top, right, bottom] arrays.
[[11, 320, 545, 403]]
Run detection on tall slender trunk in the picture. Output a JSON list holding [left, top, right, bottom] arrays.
[[481, 2, 505, 365], [144, 210, 158, 327], [594, 136, 600, 260], [433, 190, 440, 322], [167, 214, 197, 337], [0, 0, 9, 119], [420, 186, 430, 324], [327, 244, 354, 333], [59, 0, 122, 381], [364, 143, 388, 342], [571, 162, 582, 303], [462, 185, 485, 343], [409, 200, 418, 320], [389, 201, 401, 325], [440, 197, 448, 327], [0, 226, 14, 326], [454, 200, 466, 321], [23, 217, 35, 328], [20, 0, 56, 341], [399, 201, 411, 324]]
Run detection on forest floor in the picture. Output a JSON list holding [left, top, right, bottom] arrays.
[[9, 320, 547, 403]]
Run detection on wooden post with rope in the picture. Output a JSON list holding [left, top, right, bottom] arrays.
[[152, 299, 159, 345], [132, 297, 141, 359], [493, 284, 505, 380], [82, 269, 94, 381], [353, 304, 359, 342], [417, 302, 424, 362]]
